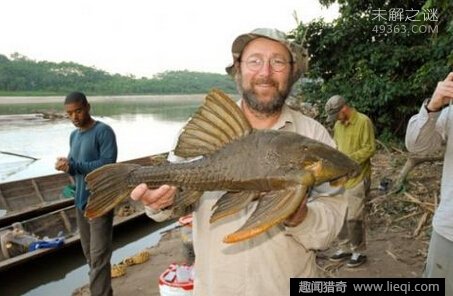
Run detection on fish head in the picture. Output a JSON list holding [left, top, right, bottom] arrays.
[[294, 137, 360, 186]]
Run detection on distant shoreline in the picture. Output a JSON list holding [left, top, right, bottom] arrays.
[[0, 94, 208, 105]]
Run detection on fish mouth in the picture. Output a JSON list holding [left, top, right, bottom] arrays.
[[305, 160, 358, 187], [328, 164, 360, 186], [328, 175, 349, 187]]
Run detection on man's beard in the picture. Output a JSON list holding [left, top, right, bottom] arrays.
[[236, 74, 291, 116]]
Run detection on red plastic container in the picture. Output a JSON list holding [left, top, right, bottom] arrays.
[[158, 263, 194, 296]]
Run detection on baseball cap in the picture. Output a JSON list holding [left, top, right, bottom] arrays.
[[325, 95, 346, 124], [225, 28, 308, 83]]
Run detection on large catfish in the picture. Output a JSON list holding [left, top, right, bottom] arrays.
[[85, 89, 359, 243]]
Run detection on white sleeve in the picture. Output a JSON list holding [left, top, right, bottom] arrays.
[[405, 101, 447, 155], [144, 206, 173, 222]]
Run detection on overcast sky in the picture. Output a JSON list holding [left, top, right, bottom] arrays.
[[0, 0, 338, 78]]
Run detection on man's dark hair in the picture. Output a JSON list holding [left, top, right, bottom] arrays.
[[65, 91, 88, 105]]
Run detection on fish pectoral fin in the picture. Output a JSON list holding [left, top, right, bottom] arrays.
[[223, 185, 308, 244], [173, 190, 203, 215], [209, 191, 260, 223], [174, 89, 252, 158]]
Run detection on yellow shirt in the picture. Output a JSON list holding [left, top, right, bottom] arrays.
[[333, 108, 376, 188]]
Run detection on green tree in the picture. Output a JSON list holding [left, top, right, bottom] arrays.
[[290, 0, 453, 140], [0, 54, 236, 95]]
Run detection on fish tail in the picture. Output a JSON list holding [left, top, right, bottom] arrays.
[[85, 163, 140, 219]]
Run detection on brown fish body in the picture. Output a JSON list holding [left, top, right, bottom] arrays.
[[127, 130, 335, 192], [85, 89, 359, 243]]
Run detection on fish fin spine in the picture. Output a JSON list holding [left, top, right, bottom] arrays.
[[174, 89, 252, 158]]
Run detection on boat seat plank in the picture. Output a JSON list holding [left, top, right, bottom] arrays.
[[31, 179, 46, 203], [0, 188, 8, 209]]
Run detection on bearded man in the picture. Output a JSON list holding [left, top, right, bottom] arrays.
[[130, 28, 349, 296]]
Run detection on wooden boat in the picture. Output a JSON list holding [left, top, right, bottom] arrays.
[[0, 173, 75, 228], [0, 200, 147, 272], [0, 155, 166, 228], [0, 154, 167, 272]]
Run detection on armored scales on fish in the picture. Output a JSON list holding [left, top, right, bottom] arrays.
[[85, 89, 359, 243]]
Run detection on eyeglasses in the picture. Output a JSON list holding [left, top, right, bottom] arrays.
[[241, 56, 292, 72]]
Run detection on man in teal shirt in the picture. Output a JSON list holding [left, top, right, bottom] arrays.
[[55, 91, 117, 296], [325, 95, 376, 267]]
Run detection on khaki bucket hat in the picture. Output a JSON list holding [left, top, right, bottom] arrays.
[[225, 28, 308, 83]]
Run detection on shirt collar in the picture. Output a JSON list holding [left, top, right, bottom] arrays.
[[272, 104, 294, 131]]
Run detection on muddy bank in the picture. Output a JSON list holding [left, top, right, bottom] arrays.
[[72, 229, 189, 296], [72, 224, 426, 295]]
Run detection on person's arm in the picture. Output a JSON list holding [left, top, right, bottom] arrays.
[[406, 72, 453, 154], [69, 126, 117, 175], [285, 195, 348, 250], [348, 118, 376, 164], [318, 129, 336, 148], [405, 102, 445, 155]]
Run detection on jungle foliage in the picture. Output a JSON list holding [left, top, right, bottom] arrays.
[[0, 53, 236, 95], [289, 0, 453, 140]]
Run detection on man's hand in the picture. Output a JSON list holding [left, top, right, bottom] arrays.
[[55, 157, 69, 173], [130, 184, 177, 210], [427, 72, 453, 111]]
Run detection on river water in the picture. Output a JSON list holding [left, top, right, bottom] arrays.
[[0, 94, 203, 182], [0, 94, 202, 295]]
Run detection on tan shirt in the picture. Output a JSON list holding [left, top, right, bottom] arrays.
[[147, 104, 348, 296]]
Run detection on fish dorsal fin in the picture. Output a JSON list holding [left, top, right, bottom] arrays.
[[174, 89, 252, 157]]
